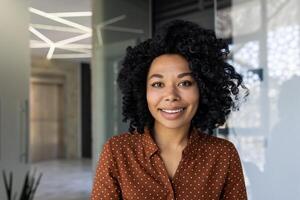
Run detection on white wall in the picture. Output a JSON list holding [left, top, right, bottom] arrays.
[[0, 0, 31, 199]]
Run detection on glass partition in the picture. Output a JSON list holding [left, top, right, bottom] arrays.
[[216, 0, 300, 199]]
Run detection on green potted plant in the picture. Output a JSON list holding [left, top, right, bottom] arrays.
[[2, 169, 42, 200]]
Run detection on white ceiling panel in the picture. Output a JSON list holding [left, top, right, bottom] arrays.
[[29, 0, 92, 61]]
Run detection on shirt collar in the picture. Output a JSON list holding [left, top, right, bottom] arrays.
[[142, 128, 200, 159], [142, 128, 159, 158]]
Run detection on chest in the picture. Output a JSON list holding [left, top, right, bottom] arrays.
[[116, 145, 226, 200], [160, 150, 183, 180], [117, 152, 227, 200]]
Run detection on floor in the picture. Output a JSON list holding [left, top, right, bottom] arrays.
[[31, 159, 93, 200]]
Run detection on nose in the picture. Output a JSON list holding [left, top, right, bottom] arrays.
[[164, 86, 180, 102]]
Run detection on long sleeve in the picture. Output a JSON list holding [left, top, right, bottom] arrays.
[[221, 144, 248, 200], [91, 141, 122, 200]]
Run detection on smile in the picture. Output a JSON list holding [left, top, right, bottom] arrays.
[[158, 108, 186, 120], [160, 108, 185, 113]]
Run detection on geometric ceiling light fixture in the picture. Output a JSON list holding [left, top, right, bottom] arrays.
[[95, 15, 126, 46], [29, 8, 91, 33], [29, 7, 145, 59], [48, 11, 92, 17], [95, 15, 144, 46], [29, 7, 92, 59], [29, 26, 55, 59], [30, 24, 87, 34]]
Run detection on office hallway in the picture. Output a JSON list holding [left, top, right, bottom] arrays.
[[32, 159, 92, 200]]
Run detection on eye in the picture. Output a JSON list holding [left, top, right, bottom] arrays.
[[178, 80, 193, 87], [151, 82, 164, 88]]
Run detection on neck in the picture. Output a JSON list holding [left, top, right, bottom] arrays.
[[153, 123, 191, 151]]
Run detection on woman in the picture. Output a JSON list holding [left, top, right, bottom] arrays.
[[91, 20, 248, 200]]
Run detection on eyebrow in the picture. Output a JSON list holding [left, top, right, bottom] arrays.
[[148, 72, 193, 80]]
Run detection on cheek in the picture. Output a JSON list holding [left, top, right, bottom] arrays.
[[146, 89, 161, 109], [186, 88, 200, 108]]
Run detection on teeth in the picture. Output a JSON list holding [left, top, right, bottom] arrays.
[[161, 108, 184, 113]]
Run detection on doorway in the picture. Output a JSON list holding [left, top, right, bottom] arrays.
[[30, 76, 65, 162]]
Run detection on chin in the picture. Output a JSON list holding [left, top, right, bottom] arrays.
[[156, 119, 190, 130]]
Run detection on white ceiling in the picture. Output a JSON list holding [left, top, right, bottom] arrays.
[[29, 0, 92, 62]]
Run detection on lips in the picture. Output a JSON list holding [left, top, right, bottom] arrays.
[[158, 107, 185, 120]]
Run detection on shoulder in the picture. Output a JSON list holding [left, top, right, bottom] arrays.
[[192, 133, 242, 171], [196, 132, 239, 158], [201, 133, 235, 149], [103, 132, 143, 154], [203, 134, 234, 149], [106, 132, 142, 145]]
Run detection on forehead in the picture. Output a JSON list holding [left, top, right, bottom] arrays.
[[148, 54, 190, 75]]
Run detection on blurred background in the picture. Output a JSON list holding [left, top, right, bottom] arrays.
[[0, 0, 299, 199]]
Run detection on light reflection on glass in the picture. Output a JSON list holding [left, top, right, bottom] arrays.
[[217, 0, 300, 199], [268, 25, 300, 84]]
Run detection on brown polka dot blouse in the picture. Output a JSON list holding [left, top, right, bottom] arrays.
[[91, 129, 247, 199]]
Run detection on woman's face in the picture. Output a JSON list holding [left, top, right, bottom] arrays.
[[146, 54, 199, 130]]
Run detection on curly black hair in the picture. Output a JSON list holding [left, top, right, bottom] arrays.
[[117, 19, 248, 135]]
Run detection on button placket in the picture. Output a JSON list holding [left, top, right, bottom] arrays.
[[154, 153, 176, 198]]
